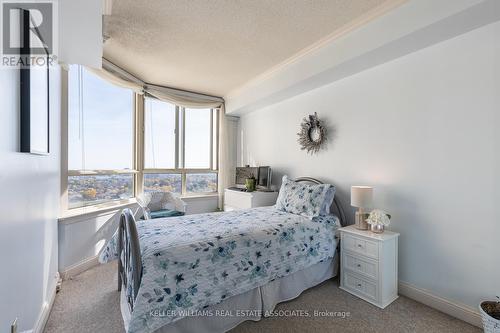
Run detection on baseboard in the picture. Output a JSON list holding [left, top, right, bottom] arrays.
[[398, 281, 482, 328], [60, 255, 99, 280], [28, 272, 60, 333]]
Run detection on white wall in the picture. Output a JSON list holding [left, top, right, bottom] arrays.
[[238, 22, 500, 313], [58, 204, 136, 274], [0, 67, 61, 331], [58, 0, 103, 68], [184, 196, 219, 215]]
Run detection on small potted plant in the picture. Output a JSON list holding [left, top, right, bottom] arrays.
[[245, 174, 256, 192], [365, 209, 391, 233], [480, 296, 500, 333]]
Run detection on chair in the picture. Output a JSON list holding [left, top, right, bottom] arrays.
[[136, 191, 187, 220]]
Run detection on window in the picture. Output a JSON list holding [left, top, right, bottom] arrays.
[[184, 108, 211, 168], [64, 68, 218, 212], [143, 173, 181, 193], [67, 65, 136, 209], [143, 98, 218, 195], [186, 173, 218, 193], [144, 98, 176, 169], [68, 175, 134, 207]]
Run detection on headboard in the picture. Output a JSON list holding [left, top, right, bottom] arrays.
[[294, 177, 347, 227]]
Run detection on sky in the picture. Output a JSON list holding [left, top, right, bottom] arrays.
[[68, 65, 211, 171], [68, 65, 133, 170]]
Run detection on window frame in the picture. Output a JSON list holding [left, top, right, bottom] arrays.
[[61, 66, 139, 213], [61, 70, 220, 215], [141, 98, 219, 197]]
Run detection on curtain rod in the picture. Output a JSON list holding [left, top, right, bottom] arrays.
[[102, 58, 225, 103]]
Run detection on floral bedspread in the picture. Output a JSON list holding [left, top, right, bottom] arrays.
[[99, 206, 339, 333]]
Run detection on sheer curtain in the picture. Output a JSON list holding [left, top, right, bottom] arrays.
[[88, 58, 231, 209], [217, 105, 233, 209]]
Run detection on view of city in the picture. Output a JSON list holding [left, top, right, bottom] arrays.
[[68, 174, 134, 209], [186, 173, 217, 193], [69, 173, 218, 208], [144, 173, 217, 193], [143, 173, 181, 193]]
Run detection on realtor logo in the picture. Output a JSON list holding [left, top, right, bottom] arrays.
[[2, 1, 53, 55], [1, 1, 56, 67]]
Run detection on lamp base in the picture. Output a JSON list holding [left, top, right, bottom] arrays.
[[354, 211, 369, 230]]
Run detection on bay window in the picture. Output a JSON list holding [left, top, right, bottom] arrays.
[[64, 67, 219, 212]]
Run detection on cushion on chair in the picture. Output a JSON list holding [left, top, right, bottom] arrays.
[[149, 209, 185, 219]]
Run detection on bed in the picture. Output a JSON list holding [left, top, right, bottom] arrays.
[[99, 177, 347, 333]]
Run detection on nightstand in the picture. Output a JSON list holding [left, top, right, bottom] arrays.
[[224, 188, 278, 211], [339, 225, 399, 308]]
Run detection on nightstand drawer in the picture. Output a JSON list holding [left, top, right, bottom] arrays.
[[343, 252, 378, 280], [342, 234, 379, 259], [343, 271, 378, 301]]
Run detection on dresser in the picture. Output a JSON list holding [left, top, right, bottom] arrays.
[[224, 189, 279, 211], [339, 225, 399, 308]]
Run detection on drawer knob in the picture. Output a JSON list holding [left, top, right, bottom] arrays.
[[357, 283, 362, 287], [357, 244, 363, 248], [357, 264, 361, 268]]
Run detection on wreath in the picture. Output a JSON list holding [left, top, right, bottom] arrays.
[[297, 112, 327, 154]]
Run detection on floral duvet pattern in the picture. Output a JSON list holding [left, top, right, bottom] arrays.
[[99, 206, 340, 333]]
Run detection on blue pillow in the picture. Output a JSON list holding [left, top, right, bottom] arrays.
[[275, 175, 335, 219]]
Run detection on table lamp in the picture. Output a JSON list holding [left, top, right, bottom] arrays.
[[351, 186, 373, 230]]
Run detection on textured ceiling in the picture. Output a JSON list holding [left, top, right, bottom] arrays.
[[104, 0, 400, 97]]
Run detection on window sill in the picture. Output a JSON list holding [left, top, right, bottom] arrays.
[[59, 198, 138, 225], [58, 194, 219, 224], [181, 193, 219, 200]]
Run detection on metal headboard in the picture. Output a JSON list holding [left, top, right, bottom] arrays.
[[117, 208, 142, 311], [294, 177, 347, 227]]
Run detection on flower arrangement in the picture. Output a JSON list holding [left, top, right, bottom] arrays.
[[366, 209, 391, 226]]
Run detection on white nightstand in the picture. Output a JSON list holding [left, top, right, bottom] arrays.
[[339, 225, 399, 308], [224, 188, 278, 211]]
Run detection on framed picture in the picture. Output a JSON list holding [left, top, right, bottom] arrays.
[[19, 9, 50, 155]]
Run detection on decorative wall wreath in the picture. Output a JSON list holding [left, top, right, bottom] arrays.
[[297, 112, 327, 154]]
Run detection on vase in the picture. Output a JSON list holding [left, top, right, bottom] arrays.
[[480, 301, 500, 333], [370, 224, 384, 233], [245, 177, 256, 192]]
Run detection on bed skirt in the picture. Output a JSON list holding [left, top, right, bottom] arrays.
[[120, 256, 338, 333]]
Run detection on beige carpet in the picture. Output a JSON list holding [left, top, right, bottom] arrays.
[[44, 262, 480, 333]]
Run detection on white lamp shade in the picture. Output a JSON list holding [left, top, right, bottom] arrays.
[[351, 186, 373, 208]]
